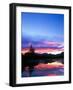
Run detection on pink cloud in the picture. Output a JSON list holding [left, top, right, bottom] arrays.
[[21, 41, 64, 54], [42, 41, 64, 48], [21, 47, 64, 54]]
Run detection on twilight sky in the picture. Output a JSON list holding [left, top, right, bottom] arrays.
[[21, 12, 64, 53]]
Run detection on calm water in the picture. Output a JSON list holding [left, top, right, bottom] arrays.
[[22, 59, 64, 77]]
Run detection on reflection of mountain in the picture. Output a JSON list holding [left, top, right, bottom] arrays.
[[22, 51, 64, 71]]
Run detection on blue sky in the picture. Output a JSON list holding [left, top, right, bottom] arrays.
[[21, 12, 64, 49]]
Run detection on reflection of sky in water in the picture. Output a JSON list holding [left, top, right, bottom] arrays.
[[22, 61, 64, 77]]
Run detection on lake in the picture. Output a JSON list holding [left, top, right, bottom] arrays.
[[22, 59, 64, 77]]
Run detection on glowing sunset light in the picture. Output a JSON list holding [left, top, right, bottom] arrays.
[[21, 47, 64, 54], [47, 50, 63, 55]]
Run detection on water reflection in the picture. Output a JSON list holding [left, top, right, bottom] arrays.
[[22, 59, 64, 77]]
